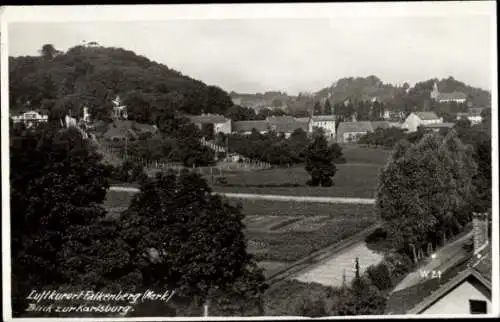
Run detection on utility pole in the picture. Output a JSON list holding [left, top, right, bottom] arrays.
[[125, 136, 128, 160]]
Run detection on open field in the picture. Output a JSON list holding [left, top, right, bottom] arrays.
[[229, 199, 379, 262], [104, 191, 378, 276], [340, 144, 393, 165], [211, 164, 381, 198]]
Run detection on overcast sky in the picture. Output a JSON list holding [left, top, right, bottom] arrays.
[[3, 3, 496, 95]]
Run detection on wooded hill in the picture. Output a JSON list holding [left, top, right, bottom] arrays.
[[315, 75, 491, 108], [9, 44, 234, 123]]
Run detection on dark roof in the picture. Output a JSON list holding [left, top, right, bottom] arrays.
[[266, 116, 309, 133], [311, 115, 335, 121], [233, 120, 269, 133], [187, 114, 228, 124], [414, 111, 440, 120], [471, 248, 492, 283], [296, 117, 312, 123], [371, 121, 391, 130]]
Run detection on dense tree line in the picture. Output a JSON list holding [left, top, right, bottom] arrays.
[[10, 44, 234, 122], [103, 113, 215, 167], [224, 128, 343, 167], [358, 127, 406, 148], [225, 128, 310, 166], [223, 105, 287, 121], [10, 123, 266, 317], [376, 130, 478, 258]]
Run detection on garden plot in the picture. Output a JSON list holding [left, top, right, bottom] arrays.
[[273, 215, 329, 233], [243, 215, 301, 232]]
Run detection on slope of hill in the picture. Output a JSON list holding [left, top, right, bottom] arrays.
[[230, 91, 295, 110], [314, 75, 491, 109], [315, 75, 406, 104], [9, 44, 234, 122]]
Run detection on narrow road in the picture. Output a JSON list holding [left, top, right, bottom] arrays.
[[109, 186, 375, 204], [267, 224, 381, 287], [390, 230, 473, 293]]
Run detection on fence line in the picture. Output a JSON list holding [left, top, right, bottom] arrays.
[[199, 137, 272, 170], [98, 140, 272, 178]]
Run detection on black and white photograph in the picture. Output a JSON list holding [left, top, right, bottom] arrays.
[[1, 2, 498, 319]]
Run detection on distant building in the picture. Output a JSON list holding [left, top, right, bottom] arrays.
[[232, 116, 310, 138], [457, 107, 485, 125], [431, 82, 467, 104], [232, 120, 269, 135], [11, 110, 48, 128], [311, 115, 336, 140], [187, 113, 232, 135], [336, 121, 391, 143], [64, 115, 78, 128], [421, 122, 455, 132], [402, 112, 443, 133], [266, 115, 309, 138], [336, 121, 374, 143]]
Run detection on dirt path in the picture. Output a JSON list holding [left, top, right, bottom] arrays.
[[109, 186, 376, 204]]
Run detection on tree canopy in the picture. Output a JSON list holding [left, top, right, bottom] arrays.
[[10, 123, 131, 316], [376, 131, 477, 255], [305, 132, 342, 186], [10, 44, 234, 121]]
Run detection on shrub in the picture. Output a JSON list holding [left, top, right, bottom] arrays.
[[366, 263, 392, 291], [365, 227, 388, 244]]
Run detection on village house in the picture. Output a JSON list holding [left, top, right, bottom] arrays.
[[421, 122, 455, 133], [232, 120, 269, 135], [187, 113, 232, 135], [311, 115, 336, 140], [456, 107, 485, 126], [11, 110, 49, 128], [430, 82, 467, 104], [266, 115, 310, 138], [232, 116, 310, 138], [336, 121, 391, 143], [402, 111, 443, 133]]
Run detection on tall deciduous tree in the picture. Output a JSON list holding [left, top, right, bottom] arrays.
[[119, 171, 267, 315], [376, 131, 477, 255], [324, 99, 333, 115], [10, 124, 131, 316], [305, 132, 340, 186]]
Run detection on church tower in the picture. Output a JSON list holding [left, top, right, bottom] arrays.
[[430, 82, 439, 101]]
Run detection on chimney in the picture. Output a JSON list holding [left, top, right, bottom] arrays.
[[472, 212, 489, 254]]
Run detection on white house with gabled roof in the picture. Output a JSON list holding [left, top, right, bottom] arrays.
[[402, 111, 443, 133]]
